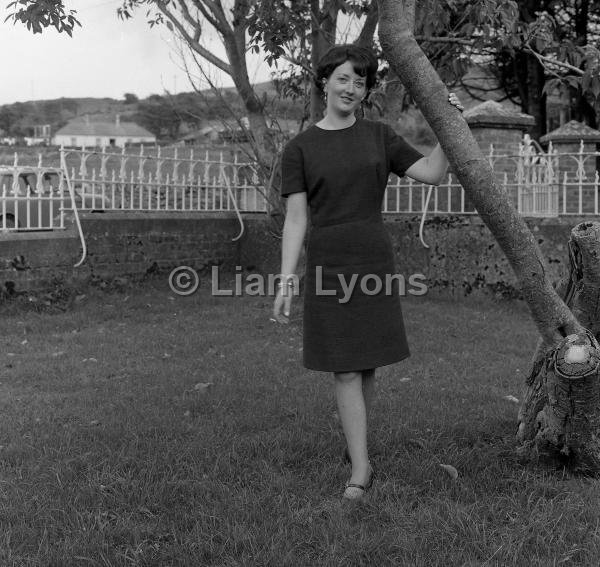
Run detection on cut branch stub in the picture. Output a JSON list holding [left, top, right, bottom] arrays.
[[517, 222, 600, 471], [517, 331, 600, 472], [568, 222, 600, 338]]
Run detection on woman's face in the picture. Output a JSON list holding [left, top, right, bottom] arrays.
[[323, 60, 367, 116]]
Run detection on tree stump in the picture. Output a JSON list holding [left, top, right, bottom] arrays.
[[517, 222, 600, 472]]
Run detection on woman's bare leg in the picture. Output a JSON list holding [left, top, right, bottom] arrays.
[[334, 371, 372, 486], [362, 368, 376, 418]]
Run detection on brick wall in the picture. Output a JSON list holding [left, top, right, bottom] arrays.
[[469, 126, 526, 207], [0, 212, 589, 301], [471, 126, 524, 159], [240, 215, 579, 299], [0, 212, 240, 295]]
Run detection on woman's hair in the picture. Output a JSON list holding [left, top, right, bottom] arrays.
[[315, 44, 378, 93]]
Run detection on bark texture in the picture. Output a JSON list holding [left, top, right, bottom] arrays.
[[377, 0, 582, 345], [517, 223, 600, 471], [565, 223, 600, 337]]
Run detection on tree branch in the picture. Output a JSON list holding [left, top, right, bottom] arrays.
[[354, 0, 379, 48], [416, 34, 586, 77], [414, 35, 476, 46], [155, 2, 232, 75], [523, 44, 585, 75], [196, 0, 230, 33], [282, 54, 315, 76], [185, 0, 224, 35], [177, 0, 201, 31], [231, 0, 251, 58]]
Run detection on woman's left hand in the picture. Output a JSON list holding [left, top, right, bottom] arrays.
[[448, 92, 464, 113]]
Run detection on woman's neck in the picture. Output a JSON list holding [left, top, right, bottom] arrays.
[[317, 111, 357, 130]]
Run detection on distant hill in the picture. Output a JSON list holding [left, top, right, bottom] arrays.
[[0, 71, 530, 148], [0, 81, 304, 142]]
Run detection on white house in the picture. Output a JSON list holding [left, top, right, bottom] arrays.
[[52, 115, 156, 148]]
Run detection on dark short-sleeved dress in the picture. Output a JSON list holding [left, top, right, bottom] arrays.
[[281, 118, 423, 372]]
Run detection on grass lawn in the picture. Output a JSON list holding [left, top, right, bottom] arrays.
[[1, 280, 599, 566]]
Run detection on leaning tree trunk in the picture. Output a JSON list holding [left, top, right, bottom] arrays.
[[378, 0, 600, 471]]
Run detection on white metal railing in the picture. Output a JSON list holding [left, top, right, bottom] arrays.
[[60, 145, 268, 213], [2, 138, 600, 232], [0, 155, 71, 231], [383, 174, 476, 214], [383, 138, 600, 217]]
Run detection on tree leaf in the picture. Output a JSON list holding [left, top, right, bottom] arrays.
[[439, 463, 459, 479]]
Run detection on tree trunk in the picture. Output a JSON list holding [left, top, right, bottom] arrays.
[[378, 0, 600, 471], [525, 53, 547, 140], [570, 0, 597, 127], [354, 0, 379, 49], [222, 31, 272, 156], [378, 0, 580, 343], [309, 0, 338, 123], [220, 26, 283, 223], [517, 222, 600, 471], [510, 51, 546, 140], [379, 69, 407, 125], [516, 0, 547, 140]]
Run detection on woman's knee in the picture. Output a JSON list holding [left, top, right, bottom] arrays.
[[334, 370, 362, 383]]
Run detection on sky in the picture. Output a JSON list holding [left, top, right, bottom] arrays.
[[0, 0, 273, 106]]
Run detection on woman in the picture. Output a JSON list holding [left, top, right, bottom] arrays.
[[272, 44, 463, 501]]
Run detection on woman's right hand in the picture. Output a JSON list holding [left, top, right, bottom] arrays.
[[272, 285, 293, 324]]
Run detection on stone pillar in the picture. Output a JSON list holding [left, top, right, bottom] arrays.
[[464, 100, 536, 175], [540, 120, 600, 214]]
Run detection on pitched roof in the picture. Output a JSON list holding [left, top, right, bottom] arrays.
[[464, 100, 535, 128], [540, 120, 600, 143], [54, 120, 155, 138]]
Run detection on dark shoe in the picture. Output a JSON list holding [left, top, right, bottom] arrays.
[[343, 467, 375, 501]]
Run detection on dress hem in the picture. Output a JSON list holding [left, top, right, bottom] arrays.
[[302, 351, 410, 373]]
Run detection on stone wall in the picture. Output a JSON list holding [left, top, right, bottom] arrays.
[[0, 212, 240, 295], [385, 215, 571, 298], [239, 214, 578, 299], [0, 211, 587, 301]]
